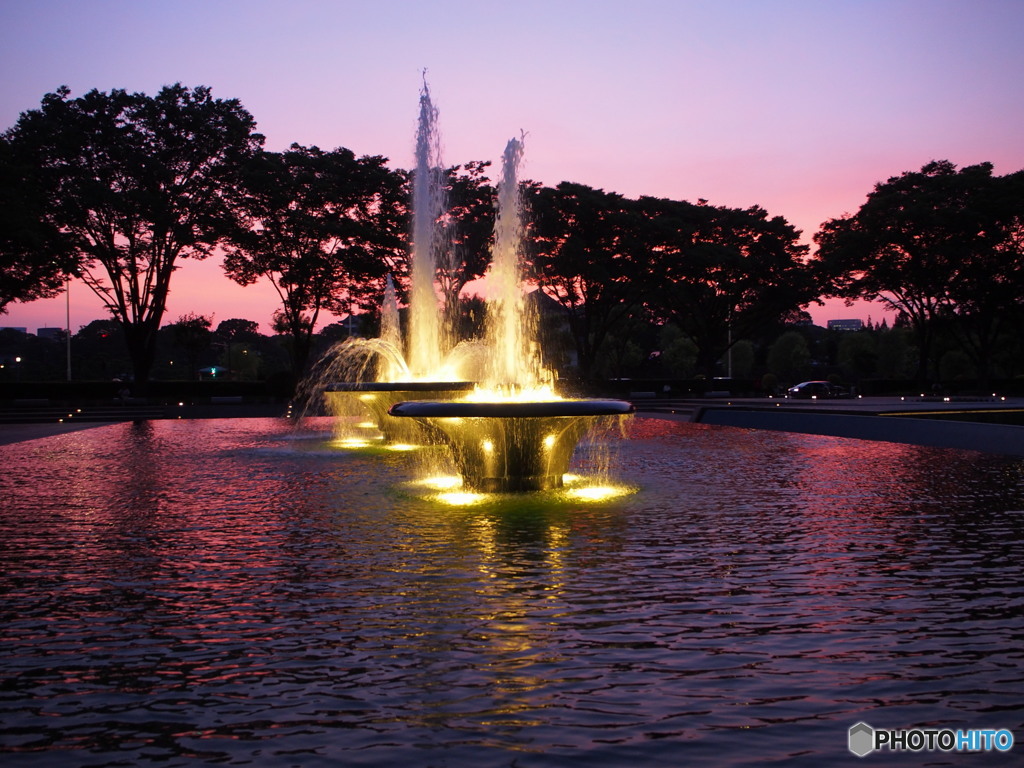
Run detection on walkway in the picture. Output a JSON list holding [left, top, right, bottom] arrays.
[[634, 395, 1024, 457]]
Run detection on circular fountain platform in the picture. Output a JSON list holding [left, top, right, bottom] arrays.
[[325, 382, 473, 393], [389, 399, 634, 418], [390, 398, 635, 492]]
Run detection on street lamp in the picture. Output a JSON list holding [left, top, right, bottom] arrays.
[[65, 277, 72, 381]]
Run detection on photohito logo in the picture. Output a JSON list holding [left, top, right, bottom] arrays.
[[848, 722, 1014, 757]]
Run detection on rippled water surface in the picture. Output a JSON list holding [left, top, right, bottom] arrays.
[[1, 417, 1022, 767]]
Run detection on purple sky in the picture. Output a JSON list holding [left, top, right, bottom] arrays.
[[3, 0, 1023, 334]]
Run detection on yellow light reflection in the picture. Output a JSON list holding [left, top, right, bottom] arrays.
[[436, 491, 486, 506], [385, 443, 418, 452], [335, 437, 371, 449], [414, 475, 463, 490], [464, 384, 560, 402], [543, 434, 556, 449], [482, 439, 494, 452], [356, 421, 378, 429], [565, 485, 631, 501]]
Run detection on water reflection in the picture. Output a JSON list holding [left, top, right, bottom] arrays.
[[1, 417, 1022, 766]]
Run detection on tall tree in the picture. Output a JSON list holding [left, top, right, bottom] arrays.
[[814, 160, 1024, 382], [641, 197, 814, 377], [527, 182, 646, 378], [941, 168, 1024, 384], [224, 144, 406, 377], [0, 138, 78, 313], [1, 84, 262, 385]]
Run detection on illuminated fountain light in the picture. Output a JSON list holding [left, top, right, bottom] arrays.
[[391, 399, 634, 492], [324, 381, 473, 445], [388, 132, 633, 493], [308, 80, 481, 446]]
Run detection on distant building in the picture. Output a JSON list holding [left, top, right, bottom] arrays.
[[36, 327, 66, 341], [827, 319, 863, 332], [0, 327, 28, 335]]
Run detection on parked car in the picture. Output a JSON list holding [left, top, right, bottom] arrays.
[[786, 380, 848, 399]]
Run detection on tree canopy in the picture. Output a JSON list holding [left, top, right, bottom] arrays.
[[1, 84, 263, 385], [0, 137, 79, 312], [527, 182, 647, 378], [814, 160, 1024, 382], [223, 143, 406, 376], [640, 197, 815, 376]]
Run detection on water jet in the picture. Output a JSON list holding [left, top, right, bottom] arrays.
[[389, 131, 633, 492]]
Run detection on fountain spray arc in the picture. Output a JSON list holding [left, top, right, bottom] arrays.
[[482, 135, 550, 394], [391, 135, 633, 492], [407, 78, 449, 377], [322, 80, 473, 443]]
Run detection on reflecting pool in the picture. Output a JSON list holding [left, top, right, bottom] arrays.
[[1, 417, 1022, 767]]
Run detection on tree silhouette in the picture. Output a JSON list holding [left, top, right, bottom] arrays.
[[168, 312, 212, 380], [527, 182, 646, 379], [814, 160, 1024, 383], [224, 144, 406, 377], [436, 161, 495, 330], [641, 197, 814, 377], [1, 84, 262, 386], [0, 138, 78, 313]]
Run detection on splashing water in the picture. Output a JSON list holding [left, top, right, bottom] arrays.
[[407, 78, 449, 377], [481, 135, 554, 397], [378, 275, 404, 381]]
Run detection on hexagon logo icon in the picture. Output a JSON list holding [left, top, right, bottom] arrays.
[[849, 722, 875, 757]]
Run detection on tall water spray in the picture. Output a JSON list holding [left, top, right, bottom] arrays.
[[378, 275, 403, 381], [483, 136, 552, 394], [407, 79, 447, 377]]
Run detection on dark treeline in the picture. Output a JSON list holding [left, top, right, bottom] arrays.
[[2, 85, 1023, 393]]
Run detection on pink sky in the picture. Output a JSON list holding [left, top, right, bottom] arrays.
[[3, 0, 1023, 334]]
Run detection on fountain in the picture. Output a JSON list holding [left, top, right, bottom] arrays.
[[390, 134, 634, 492], [311, 80, 632, 489], [319, 79, 474, 444]]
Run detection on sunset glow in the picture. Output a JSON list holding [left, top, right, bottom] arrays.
[[3, 1, 1023, 332]]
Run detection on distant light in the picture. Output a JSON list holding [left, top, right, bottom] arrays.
[[482, 439, 494, 453], [543, 434, 556, 449], [178, 402, 184, 407]]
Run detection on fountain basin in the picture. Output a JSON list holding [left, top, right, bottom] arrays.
[[390, 399, 634, 491], [325, 382, 474, 444]]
